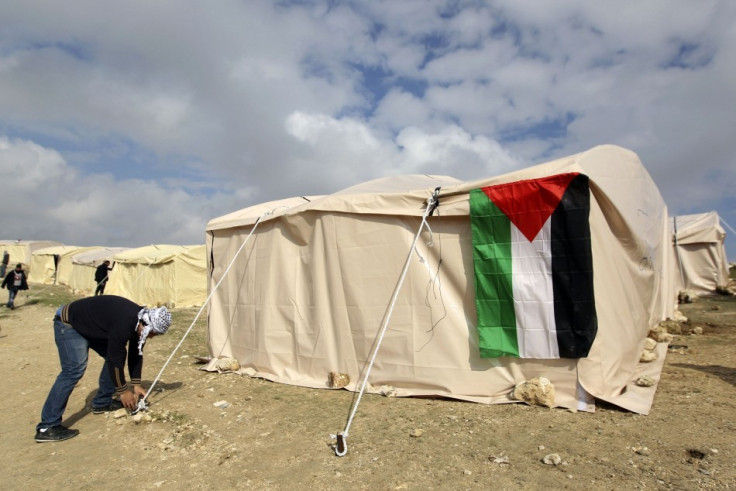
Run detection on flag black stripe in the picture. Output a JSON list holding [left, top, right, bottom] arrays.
[[551, 174, 597, 358]]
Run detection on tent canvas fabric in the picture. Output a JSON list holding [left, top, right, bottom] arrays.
[[68, 247, 130, 295], [28, 245, 100, 285], [105, 244, 207, 307], [0, 240, 62, 273], [672, 212, 730, 295], [205, 145, 676, 414]]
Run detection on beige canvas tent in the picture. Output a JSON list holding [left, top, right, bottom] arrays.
[[0, 240, 62, 273], [68, 247, 130, 295], [205, 145, 676, 415], [105, 244, 207, 307], [672, 212, 730, 295], [28, 245, 100, 285]]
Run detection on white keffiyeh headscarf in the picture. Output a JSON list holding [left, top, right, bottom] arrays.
[[136, 306, 171, 355]]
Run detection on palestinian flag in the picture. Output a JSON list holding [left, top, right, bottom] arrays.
[[469, 172, 597, 359]]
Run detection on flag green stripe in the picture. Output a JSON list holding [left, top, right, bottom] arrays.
[[469, 189, 518, 357]]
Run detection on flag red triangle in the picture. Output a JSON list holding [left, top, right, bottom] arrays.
[[480, 173, 579, 242]]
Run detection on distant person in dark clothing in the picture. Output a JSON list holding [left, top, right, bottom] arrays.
[[0, 250, 9, 277], [2, 263, 28, 309], [94, 260, 113, 296], [35, 295, 171, 442]]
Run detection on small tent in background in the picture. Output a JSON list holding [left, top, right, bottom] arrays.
[[0, 240, 62, 273], [68, 247, 130, 295], [672, 212, 730, 295], [205, 145, 676, 415], [28, 245, 100, 285], [106, 244, 207, 307]]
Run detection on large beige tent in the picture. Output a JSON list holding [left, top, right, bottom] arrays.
[[105, 244, 207, 307], [672, 212, 730, 295], [205, 145, 676, 415], [28, 245, 100, 285], [0, 240, 62, 272], [68, 247, 130, 295]]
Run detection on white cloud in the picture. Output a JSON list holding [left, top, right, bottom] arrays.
[[285, 111, 520, 183], [0, 137, 233, 246], [395, 125, 521, 177], [0, 1, 734, 258]]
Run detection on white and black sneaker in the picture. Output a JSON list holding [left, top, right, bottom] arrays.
[[35, 426, 79, 442]]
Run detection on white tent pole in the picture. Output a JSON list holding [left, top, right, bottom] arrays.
[[135, 211, 272, 413], [333, 188, 441, 457]]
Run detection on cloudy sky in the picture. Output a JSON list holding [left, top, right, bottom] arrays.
[[1, 1, 734, 259]]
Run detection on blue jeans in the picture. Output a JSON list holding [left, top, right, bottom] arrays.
[[6, 287, 18, 307], [36, 318, 116, 430]]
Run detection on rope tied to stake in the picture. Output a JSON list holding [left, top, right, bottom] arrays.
[[133, 210, 274, 414]]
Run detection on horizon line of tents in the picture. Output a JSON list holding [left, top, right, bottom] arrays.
[[1, 211, 730, 308], [0, 241, 206, 308]]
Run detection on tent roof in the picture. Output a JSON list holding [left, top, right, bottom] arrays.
[[207, 196, 321, 231], [72, 247, 130, 266], [33, 245, 97, 257], [112, 244, 204, 264], [208, 145, 665, 239], [672, 211, 726, 244]]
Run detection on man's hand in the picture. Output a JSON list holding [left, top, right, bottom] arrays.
[[120, 390, 137, 410], [133, 385, 147, 400]]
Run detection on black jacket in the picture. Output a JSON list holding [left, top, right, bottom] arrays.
[[2, 269, 28, 291], [59, 295, 144, 394], [95, 263, 111, 283]]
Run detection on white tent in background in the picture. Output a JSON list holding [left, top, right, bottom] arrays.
[[0, 240, 62, 273], [68, 247, 130, 295], [205, 145, 677, 415], [672, 212, 730, 295], [105, 244, 207, 307], [28, 245, 100, 285]]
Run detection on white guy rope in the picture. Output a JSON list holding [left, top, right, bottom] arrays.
[[127, 257, 157, 291], [720, 216, 736, 237], [333, 188, 440, 457], [136, 211, 272, 412]]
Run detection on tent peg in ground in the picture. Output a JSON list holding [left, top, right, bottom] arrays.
[[332, 432, 348, 457]]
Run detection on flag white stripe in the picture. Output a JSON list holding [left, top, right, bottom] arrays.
[[511, 218, 559, 358]]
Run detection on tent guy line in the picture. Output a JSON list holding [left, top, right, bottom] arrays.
[[137, 210, 272, 414], [333, 187, 441, 457]]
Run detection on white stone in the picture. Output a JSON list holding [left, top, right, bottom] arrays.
[[511, 377, 555, 407], [542, 453, 562, 466], [409, 428, 424, 438], [635, 375, 656, 387], [328, 372, 350, 389], [640, 350, 658, 363]]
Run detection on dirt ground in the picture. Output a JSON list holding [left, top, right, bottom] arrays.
[[1, 284, 735, 490]]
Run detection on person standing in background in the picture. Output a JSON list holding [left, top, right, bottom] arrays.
[[94, 260, 113, 296], [2, 263, 29, 309], [0, 250, 9, 277]]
